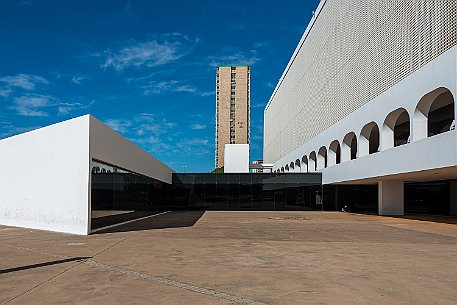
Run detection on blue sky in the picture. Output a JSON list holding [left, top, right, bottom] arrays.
[[0, 0, 320, 172]]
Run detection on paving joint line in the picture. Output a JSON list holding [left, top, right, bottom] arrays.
[[0, 243, 87, 305], [0, 243, 268, 305]]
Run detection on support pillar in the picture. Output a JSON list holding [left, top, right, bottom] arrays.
[[450, 180, 457, 216], [378, 181, 404, 216]]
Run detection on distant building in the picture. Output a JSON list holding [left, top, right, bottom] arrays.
[[215, 66, 250, 168]]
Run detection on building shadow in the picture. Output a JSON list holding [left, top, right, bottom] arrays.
[[391, 214, 457, 225], [91, 211, 165, 231], [0, 257, 91, 274], [349, 211, 457, 225], [94, 210, 205, 234]]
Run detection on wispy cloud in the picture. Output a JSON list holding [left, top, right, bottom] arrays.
[[0, 88, 12, 98], [134, 113, 176, 136], [99, 33, 199, 71], [200, 90, 215, 97], [0, 74, 48, 91], [175, 85, 197, 93], [9, 93, 94, 117], [209, 50, 259, 68], [58, 100, 95, 116], [71, 76, 86, 85], [252, 103, 265, 108], [175, 138, 212, 156], [11, 94, 51, 117], [132, 78, 208, 96], [105, 119, 132, 133], [190, 123, 206, 130], [0, 123, 41, 139]]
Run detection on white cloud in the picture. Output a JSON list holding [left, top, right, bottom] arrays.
[[176, 138, 212, 156], [252, 103, 265, 108], [71, 76, 85, 85], [58, 100, 95, 116], [0, 88, 12, 98], [200, 90, 215, 97], [0, 74, 48, 91], [104, 119, 132, 134], [0, 124, 41, 139], [141, 80, 179, 95], [190, 123, 206, 130], [139, 80, 201, 96], [175, 85, 197, 93], [11, 95, 51, 117], [100, 33, 199, 71], [209, 50, 259, 68]]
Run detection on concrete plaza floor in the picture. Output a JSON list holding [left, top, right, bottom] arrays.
[[1, 211, 456, 305]]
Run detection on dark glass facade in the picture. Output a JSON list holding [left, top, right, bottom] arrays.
[[405, 181, 451, 215], [91, 160, 323, 230], [91, 160, 167, 230], [90, 159, 456, 231], [170, 173, 323, 211]]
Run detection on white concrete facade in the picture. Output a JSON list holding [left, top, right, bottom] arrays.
[[0, 115, 173, 235], [273, 46, 457, 184], [265, 0, 457, 163], [266, 0, 457, 215], [224, 144, 250, 173]]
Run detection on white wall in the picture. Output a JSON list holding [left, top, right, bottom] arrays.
[[89, 116, 173, 184], [322, 131, 457, 184], [264, 1, 457, 163], [0, 115, 175, 235], [0, 115, 91, 235], [224, 144, 249, 173], [273, 46, 457, 185]]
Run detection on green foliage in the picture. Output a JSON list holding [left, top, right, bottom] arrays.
[[211, 167, 224, 174]]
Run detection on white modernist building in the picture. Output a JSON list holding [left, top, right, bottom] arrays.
[[0, 115, 173, 235], [265, 0, 457, 215]]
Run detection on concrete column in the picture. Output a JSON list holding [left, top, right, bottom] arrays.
[[328, 149, 336, 166], [450, 181, 457, 216], [378, 181, 404, 216]]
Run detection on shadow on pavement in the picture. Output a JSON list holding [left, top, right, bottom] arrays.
[[0, 257, 91, 274], [94, 210, 205, 234], [391, 214, 457, 225], [351, 211, 457, 225]]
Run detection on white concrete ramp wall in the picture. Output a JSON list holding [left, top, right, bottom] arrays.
[[0, 115, 91, 235], [89, 116, 173, 184]]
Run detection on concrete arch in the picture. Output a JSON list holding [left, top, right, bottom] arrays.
[[301, 155, 308, 173], [280, 167, 284, 173], [342, 132, 357, 162], [309, 151, 317, 172], [285, 164, 290, 172], [317, 146, 327, 170], [382, 108, 410, 150], [289, 162, 295, 173], [328, 140, 341, 166], [295, 159, 301, 173], [413, 87, 455, 141], [359, 122, 380, 157]]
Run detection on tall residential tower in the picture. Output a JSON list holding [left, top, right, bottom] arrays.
[[215, 65, 250, 168]]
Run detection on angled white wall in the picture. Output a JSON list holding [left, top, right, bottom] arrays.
[[0, 114, 175, 235], [89, 116, 173, 184], [0, 115, 91, 235]]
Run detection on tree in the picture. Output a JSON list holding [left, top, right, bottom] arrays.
[[211, 167, 224, 174]]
